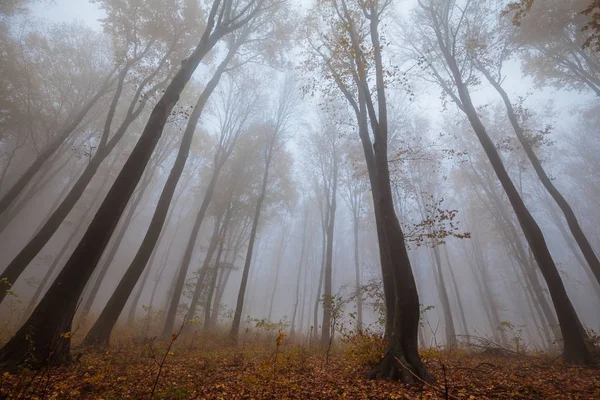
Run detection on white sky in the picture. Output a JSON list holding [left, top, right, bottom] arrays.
[[29, 0, 595, 139]]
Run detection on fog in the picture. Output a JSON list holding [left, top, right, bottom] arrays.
[[1, 0, 599, 374]]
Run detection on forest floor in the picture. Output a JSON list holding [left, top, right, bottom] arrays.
[[1, 332, 599, 399]]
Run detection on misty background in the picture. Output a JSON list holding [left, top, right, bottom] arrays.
[[1, 0, 599, 355]]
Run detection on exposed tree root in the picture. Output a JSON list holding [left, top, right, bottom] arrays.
[[367, 341, 429, 384]]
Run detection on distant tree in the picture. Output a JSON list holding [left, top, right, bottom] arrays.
[[505, 0, 600, 95], [229, 76, 299, 344], [339, 143, 367, 330]]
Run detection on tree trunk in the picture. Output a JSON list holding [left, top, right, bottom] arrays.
[[0, 11, 225, 369], [161, 164, 224, 338], [203, 205, 232, 332], [79, 169, 153, 319], [0, 69, 136, 306], [320, 154, 337, 348], [82, 60, 232, 346], [433, 18, 590, 362], [480, 65, 600, 288], [21, 156, 115, 322], [442, 246, 470, 344], [230, 153, 272, 344], [291, 208, 309, 336], [431, 245, 456, 347], [353, 214, 363, 330]]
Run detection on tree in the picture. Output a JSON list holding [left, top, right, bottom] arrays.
[[465, 11, 600, 290], [290, 202, 311, 336], [303, 113, 341, 347], [339, 143, 367, 330], [408, 0, 591, 365], [0, 0, 278, 371], [0, 1, 185, 305], [304, 0, 428, 381], [229, 76, 299, 344], [160, 72, 265, 339], [506, 0, 600, 95]]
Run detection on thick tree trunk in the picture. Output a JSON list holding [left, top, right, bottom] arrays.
[[82, 61, 231, 346], [0, 13, 224, 369]]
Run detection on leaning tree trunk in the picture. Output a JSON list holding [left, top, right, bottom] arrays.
[[21, 153, 117, 322], [0, 8, 226, 369], [480, 65, 600, 288], [433, 22, 591, 363], [82, 59, 231, 346], [160, 161, 224, 338], [79, 168, 154, 319], [0, 68, 135, 306]]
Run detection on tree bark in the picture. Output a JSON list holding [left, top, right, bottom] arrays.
[[79, 168, 154, 319]]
